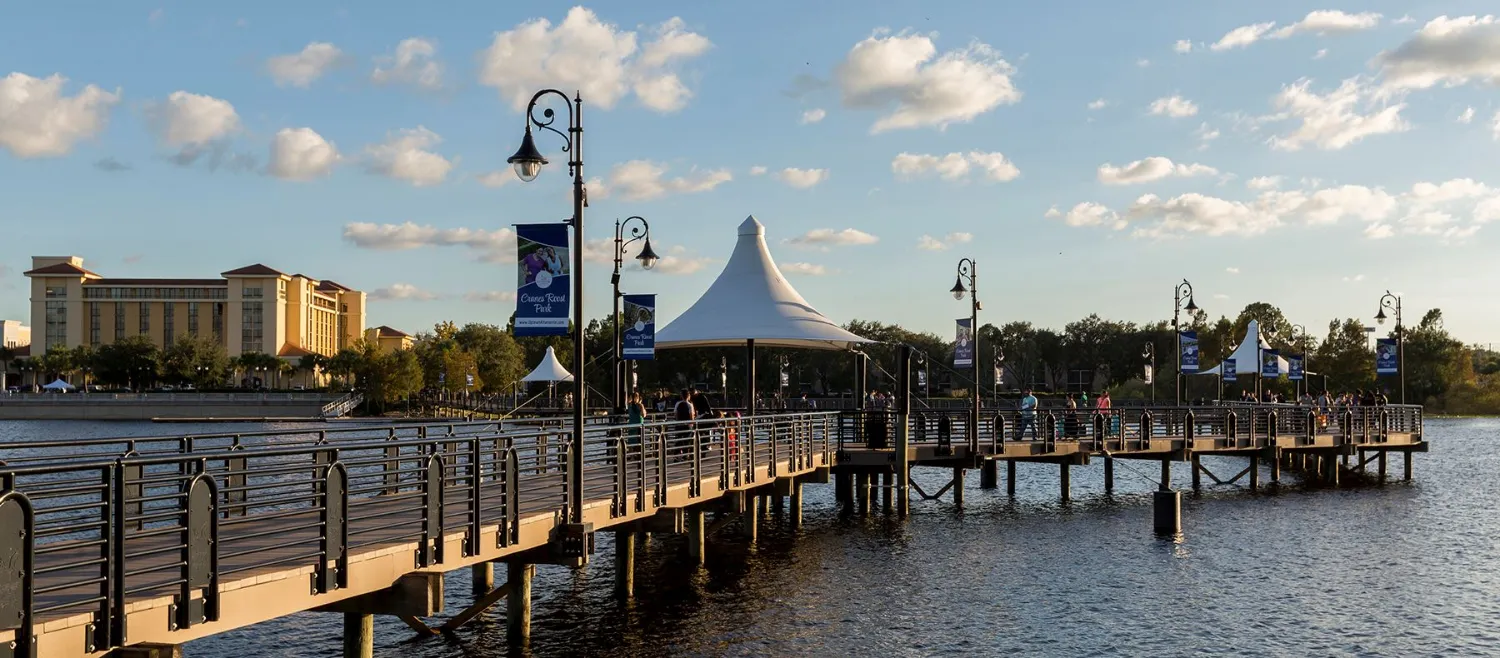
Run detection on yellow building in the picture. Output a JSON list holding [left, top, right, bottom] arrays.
[[364, 326, 414, 353], [24, 256, 367, 359]]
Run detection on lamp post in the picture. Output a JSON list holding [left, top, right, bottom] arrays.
[[611, 215, 659, 414], [1376, 290, 1405, 404], [1142, 342, 1156, 403], [1290, 323, 1308, 399], [1172, 279, 1199, 406], [950, 258, 981, 452], [508, 88, 589, 523]]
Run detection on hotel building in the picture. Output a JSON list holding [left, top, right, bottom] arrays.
[[24, 256, 367, 359]]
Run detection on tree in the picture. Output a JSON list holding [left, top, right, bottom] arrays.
[[326, 348, 361, 389], [162, 335, 231, 388], [353, 344, 423, 412], [454, 323, 527, 393], [93, 336, 160, 389], [297, 353, 327, 388], [0, 346, 13, 389], [1314, 319, 1375, 393], [1233, 302, 1294, 349]]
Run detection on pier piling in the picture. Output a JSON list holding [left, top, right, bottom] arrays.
[[615, 531, 635, 598], [980, 460, 998, 489], [1378, 451, 1388, 481], [472, 562, 493, 597], [952, 467, 965, 506], [742, 496, 758, 540], [1104, 457, 1114, 493], [507, 562, 534, 644], [687, 510, 705, 565], [1404, 451, 1413, 481], [881, 473, 893, 514], [1006, 460, 1016, 496], [1059, 463, 1071, 502], [342, 613, 373, 658], [790, 481, 804, 527]]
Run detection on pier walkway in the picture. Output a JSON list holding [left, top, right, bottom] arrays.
[[0, 403, 1424, 657]]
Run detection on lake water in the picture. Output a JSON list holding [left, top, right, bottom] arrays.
[[2, 417, 1492, 656]]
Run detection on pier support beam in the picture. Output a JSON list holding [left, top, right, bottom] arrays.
[[1059, 463, 1071, 502], [615, 531, 635, 598], [881, 473, 893, 514], [472, 562, 493, 597], [1104, 457, 1114, 494], [980, 460, 998, 489], [1160, 460, 1171, 491], [952, 467, 965, 506], [742, 496, 758, 540], [1190, 454, 1202, 493], [1378, 451, 1387, 481], [1271, 451, 1281, 482], [343, 613, 373, 658], [790, 481, 803, 527], [1006, 461, 1016, 497], [1404, 451, 1413, 481], [686, 509, 705, 565], [1357, 449, 1367, 472], [506, 562, 534, 644]]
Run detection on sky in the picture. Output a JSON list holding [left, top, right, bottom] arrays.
[[3, 1, 1499, 346]]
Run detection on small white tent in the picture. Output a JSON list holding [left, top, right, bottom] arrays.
[[521, 346, 573, 382], [42, 378, 75, 391], [1198, 319, 1290, 376]]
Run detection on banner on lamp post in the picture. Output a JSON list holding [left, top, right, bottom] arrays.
[[954, 318, 974, 368], [1287, 354, 1305, 381], [514, 224, 571, 336], [1376, 338, 1398, 374], [1261, 349, 1280, 378], [1223, 358, 1237, 382], [994, 364, 1003, 388], [622, 294, 656, 360], [917, 369, 927, 390], [1143, 364, 1154, 385], [1179, 331, 1200, 373]]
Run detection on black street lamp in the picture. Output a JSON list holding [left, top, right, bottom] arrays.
[[1172, 279, 1199, 406], [1142, 342, 1156, 403], [508, 88, 590, 523], [611, 215, 659, 413], [1376, 290, 1404, 403], [950, 258, 981, 452]]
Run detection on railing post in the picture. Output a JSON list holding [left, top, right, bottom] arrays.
[[1379, 409, 1391, 443], [499, 448, 519, 548], [1093, 413, 1106, 450], [176, 463, 220, 631], [1140, 410, 1153, 450], [225, 443, 246, 518], [419, 454, 445, 567], [615, 432, 628, 516], [316, 461, 348, 594], [468, 439, 483, 558], [1225, 411, 1237, 445], [1044, 412, 1058, 451], [0, 492, 35, 658], [95, 466, 113, 654], [1183, 410, 1195, 443], [691, 424, 703, 496]]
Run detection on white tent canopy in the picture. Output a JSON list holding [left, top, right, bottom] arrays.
[[42, 379, 75, 391], [655, 216, 871, 350], [521, 346, 573, 382], [1197, 319, 1290, 376]]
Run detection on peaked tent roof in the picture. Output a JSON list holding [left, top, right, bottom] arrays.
[[655, 216, 871, 350], [42, 379, 74, 390], [522, 346, 574, 382], [1198, 319, 1290, 376]]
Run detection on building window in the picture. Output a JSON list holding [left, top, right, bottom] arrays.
[[212, 303, 224, 340], [188, 302, 199, 336], [241, 302, 263, 352], [114, 304, 125, 341], [139, 302, 150, 334], [89, 304, 100, 345], [163, 304, 175, 345], [243, 287, 263, 298], [45, 301, 66, 348], [45, 286, 66, 299]]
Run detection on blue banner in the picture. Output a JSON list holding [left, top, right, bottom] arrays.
[[1287, 354, 1304, 381], [1261, 349, 1280, 378], [917, 369, 927, 390], [1179, 331, 1200, 373], [622, 294, 655, 360], [954, 318, 974, 368], [1376, 338, 1398, 374], [1223, 358, 1237, 382], [514, 224, 571, 336]]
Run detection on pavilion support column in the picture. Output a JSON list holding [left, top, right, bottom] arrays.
[[745, 339, 756, 411]]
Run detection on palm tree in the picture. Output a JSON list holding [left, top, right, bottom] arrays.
[[0, 346, 13, 390]]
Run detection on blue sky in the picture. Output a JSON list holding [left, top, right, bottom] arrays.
[[3, 1, 1499, 345]]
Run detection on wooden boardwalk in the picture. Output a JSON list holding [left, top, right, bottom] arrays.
[[0, 404, 1424, 657]]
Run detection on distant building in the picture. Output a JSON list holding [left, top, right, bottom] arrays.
[[364, 326, 414, 353], [23, 256, 367, 359], [0, 320, 28, 350]]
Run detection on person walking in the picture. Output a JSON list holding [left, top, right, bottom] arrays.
[[673, 388, 696, 464], [1016, 388, 1039, 441]]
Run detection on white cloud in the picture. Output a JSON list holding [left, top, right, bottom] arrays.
[[1044, 202, 1124, 229], [605, 160, 732, 200], [1342, 274, 1366, 282], [891, 151, 1019, 182], [0, 72, 119, 158], [475, 171, 514, 188], [1246, 175, 1282, 190], [1314, 48, 1329, 59], [1174, 40, 1193, 54], [1212, 293, 1230, 300], [1459, 107, 1475, 123], [371, 38, 443, 90], [748, 165, 767, 176], [267, 42, 343, 88], [1407, 178, 1490, 205], [370, 283, 441, 301], [1226, 267, 1240, 274], [915, 232, 973, 251], [463, 291, 516, 302], [800, 108, 826, 124], [1149, 95, 1198, 118], [1373, 15, 1500, 92], [835, 29, 1021, 133], [650, 245, 713, 275], [146, 91, 239, 147], [1266, 78, 1407, 151], [1136, 58, 1151, 68], [362, 126, 453, 186], [1270, 11, 1382, 39], [1126, 193, 1281, 238], [1097, 156, 1218, 185], [774, 167, 828, 189], [478, 9, 710, 113], [1087, 98, 1108, 110], [785, 228, 879, 249], [1365, 223, 1395, 239], [781, 262, 829, 276], [1195, 123, 1221, 148], [1493, 111, 1500, 140], [1211, 22, 1276, 51], [268, 127, 339, 180], [342, 222, 516, 262]]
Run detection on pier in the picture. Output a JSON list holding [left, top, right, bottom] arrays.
[[0, 397, 1424, 657]]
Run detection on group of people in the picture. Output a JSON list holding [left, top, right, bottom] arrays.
[[1014, 388, 1114, 441], [519, 246, 565, 286]]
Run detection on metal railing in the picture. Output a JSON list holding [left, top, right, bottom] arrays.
[[320, 393, 364, 418], [0, 392, 335, 404], [0, 412, 835, 656]]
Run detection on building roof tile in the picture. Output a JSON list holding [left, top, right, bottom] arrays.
[[24, 262, 100, 277], [221, 264, 286, 277]]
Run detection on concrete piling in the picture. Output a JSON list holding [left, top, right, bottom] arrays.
[[1153, 490, 1182, 535], [790, 481, 803, 527], [615, 531, 635, 598], [742, 496, 758, 540], [1059, 463, 1071, 502], [342, 613, 373, 658], [507, 562, 534, 644], [1006, 460, 1016, 496], [687, 510, 705, 565], [952, 467, 965, 506], [1104, 457, 1114, 493], [472, 562, 493, 597], [980, 460, 998, 489]]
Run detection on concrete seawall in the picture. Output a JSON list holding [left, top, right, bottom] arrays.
[[0, 399, 330, 420]]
